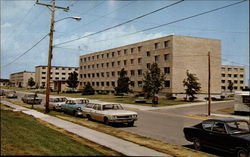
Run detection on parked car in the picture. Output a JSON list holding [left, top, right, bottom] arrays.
[[49, 97, 67, 111], [21, 94, 42, 104], [183, 118, 250, 157], [0, 90, 5, 96], [82, 103, 138, 126], [5, 90, 18, 99], [60, 98, 89, 116]]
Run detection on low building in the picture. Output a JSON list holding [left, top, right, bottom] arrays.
[[35, 65, 79, 92], [9, 71, 35, 88], [79, 35, 221, 99], [0, 79, 10, 87], [221, 65, 245, 93]]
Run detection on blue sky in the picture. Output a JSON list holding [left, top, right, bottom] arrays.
[[1, 0, 249, 85]]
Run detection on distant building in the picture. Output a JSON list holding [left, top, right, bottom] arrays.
[[0, 79, 10, 87], [221, 65, 245, 92], [35, 65, 79, 92], [79, 35, 221, 98], [9, 71, 35, 88]]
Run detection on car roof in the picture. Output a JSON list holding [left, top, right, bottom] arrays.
[[203, 118, 249, 123]]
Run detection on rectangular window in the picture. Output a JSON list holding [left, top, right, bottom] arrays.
[[234, 74, 238, 78], [130, 81, 135, 87], [221, 86, 226, 90], [130, 70, 135, 76], [112, 71, 115, 77], [55, 77, 59, 80], [112, 52, 115, 57], [106, 62, 109, 68], [106, 72, 110, 77], [234, 80, 238, 84], [124, 60, 127, 66], [138, 81, 142, 87], [92, 64, 95, 69], [106, 53, 109, 58], [97, 73, 100, 78], [96, 64, 99, 68], [164, 54, 170, 61], [92, 73, 95, 78], [96, 82, 99, 86], [228, 74, 232, 77], [92, 56, 95, 60], [154, 42, 160, 49], [42, 72, 46, 74], [92, 82, 95, 86], [62, 77, 65, 80], [221, 80, 225, 83], [111, 81, 115, 87], [106, 82, 110, 86], [42, 77, 46, 79], [221, 74, 225, 77], [138, 58, 142, 64], [164, 67, 170, 74], [164, 40, 170, 48], [101, 82, 104, 86], [101, 72, 104, 77], [240, 80, 244, 84], [88, 65, 90, 69], [101, 63, 104, 68], [102, 54, 104, 58], [88, 57, 90, 61], [124, 49, 127, 55], [228, 68, 232, 71], [130, 59, 134, 64], [147, 63, 150, 69], [97, 55, 99, 59], [117, 61, 120, 66], [155, 55, 160, 62], [146, 51, 150, 56], [138, 69, 142, 76], [84, 58, 86, 62], [88, 74, 91, 78], [117, 51, 121, 56], [138, 46, 142, 52], [164, 80, 170, 88], [131, 48, 134, 53], [112, 62, 115, 67]]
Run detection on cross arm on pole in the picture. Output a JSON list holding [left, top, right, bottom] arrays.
[[36, 2, 69, 11]]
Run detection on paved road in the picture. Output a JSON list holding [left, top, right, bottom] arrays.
[[4, 90, 239, 156]]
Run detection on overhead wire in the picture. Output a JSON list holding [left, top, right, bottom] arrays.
[[3, 33, 50, 67], [55, 0, 246, 47], [54, 0, 184, 46]]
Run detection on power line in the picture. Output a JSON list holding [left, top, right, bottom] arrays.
[[3, 33, 49, 67], [54, 0, 184, 46]]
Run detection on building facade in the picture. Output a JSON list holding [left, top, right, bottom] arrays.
[[79, 35, 221, 97], [221, 65, 245, 93], [35, 65, 79, 92], [0, 79, 10, 87], [9, 71, 35, 88]]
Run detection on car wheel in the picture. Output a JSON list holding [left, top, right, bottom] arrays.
[[104, 117, 109, 125], [193, 138, 202, 151], [86, 114, 92, 121], [128, 121, 134, 127], [237, 149, 249, 157]]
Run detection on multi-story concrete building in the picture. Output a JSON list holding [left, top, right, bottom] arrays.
[[79, 35, 221, 98], [35, 65, 78, 92], [221, 65, 245, 92], [9, 71, 35, 88]]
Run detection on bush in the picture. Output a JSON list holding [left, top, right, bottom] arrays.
[[82, 82, 95, 95]]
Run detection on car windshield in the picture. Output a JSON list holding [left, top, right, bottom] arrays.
[[226, 121, 250, 134], [103, 104, 124, 110]]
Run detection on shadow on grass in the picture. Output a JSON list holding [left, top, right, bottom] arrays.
[[183, 144, 234, 157]]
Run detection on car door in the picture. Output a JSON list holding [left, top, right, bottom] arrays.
[[95, 104, 104, 122], [63, 100, 71, 113], [209, 122, 231, 151]]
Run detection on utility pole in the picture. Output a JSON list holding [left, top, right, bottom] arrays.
[[208, 51, 211, 116], [36, 0, 69, 113]]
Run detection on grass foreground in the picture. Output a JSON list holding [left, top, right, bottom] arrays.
[[0, 104, 121, 156], [3, 99, 215, 157]]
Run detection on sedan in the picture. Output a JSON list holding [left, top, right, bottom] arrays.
[[61, 98, 89, 117], [49, 97, 67, 111], [5, 90, 18, 99], [21, 94, 42, 104], [183, 118, 250, 157], [82, 103, 138, 126]]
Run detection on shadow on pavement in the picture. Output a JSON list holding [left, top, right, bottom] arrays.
[[183, 144, 234, 157]]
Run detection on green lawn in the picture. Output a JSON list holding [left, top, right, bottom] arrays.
[[0, 109, 108, 156]]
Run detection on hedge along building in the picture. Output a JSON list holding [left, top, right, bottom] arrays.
[[79, 35, 221, 98]]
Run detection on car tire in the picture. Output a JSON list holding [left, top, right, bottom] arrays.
[[86, 114, 92, 121], [193, 138, 202, 151], [128, 121, 134, 127], [236, 148, 249, 157], [104, 117, 109, 125]]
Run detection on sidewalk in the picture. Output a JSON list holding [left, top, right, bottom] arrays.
[[1, 100, 170, 156]]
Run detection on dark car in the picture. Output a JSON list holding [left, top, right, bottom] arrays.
[[183, 118, 250, 157], [22, 94, 42, 104]]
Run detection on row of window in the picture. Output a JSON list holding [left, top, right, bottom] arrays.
[[221, 74, 244, 78], [80, 67, 170, 79], [80, 54, 170, 70], [221, 67, 244, 72], [221, 80, 244, 84], [221, 86, 244, 90], [41, 67, 78, 71], [80, 41, 171, 62], [80, 80, 171, 88], [41, 77, 66, 80], [41, 72, 71, 75]]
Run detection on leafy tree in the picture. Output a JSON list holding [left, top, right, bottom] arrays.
[[142, 63, 166, 98], [28, 77, 36, 88], [82, 82, 95, 95], [227, 80, 234, 92], [66, 71, 79, 91], [114, 68, 130, 94], [183, 70, 201, 101]]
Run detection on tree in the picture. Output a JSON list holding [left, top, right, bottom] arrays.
[[82, 82, 95, 95], [183, 70, 201, 101], [66, 71, 79, 91], [142, 63, 166, 98], [28, 77, 36, 88], [114, 68, 130, 94], [227, 80, 234, 93]]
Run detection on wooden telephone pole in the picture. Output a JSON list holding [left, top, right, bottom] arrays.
[[208, 51, 211, 116], [36, 0, 69, 113]]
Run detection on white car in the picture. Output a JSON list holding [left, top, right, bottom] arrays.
[[49, 97, 67, 111], [82, 103, 138, 126]]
